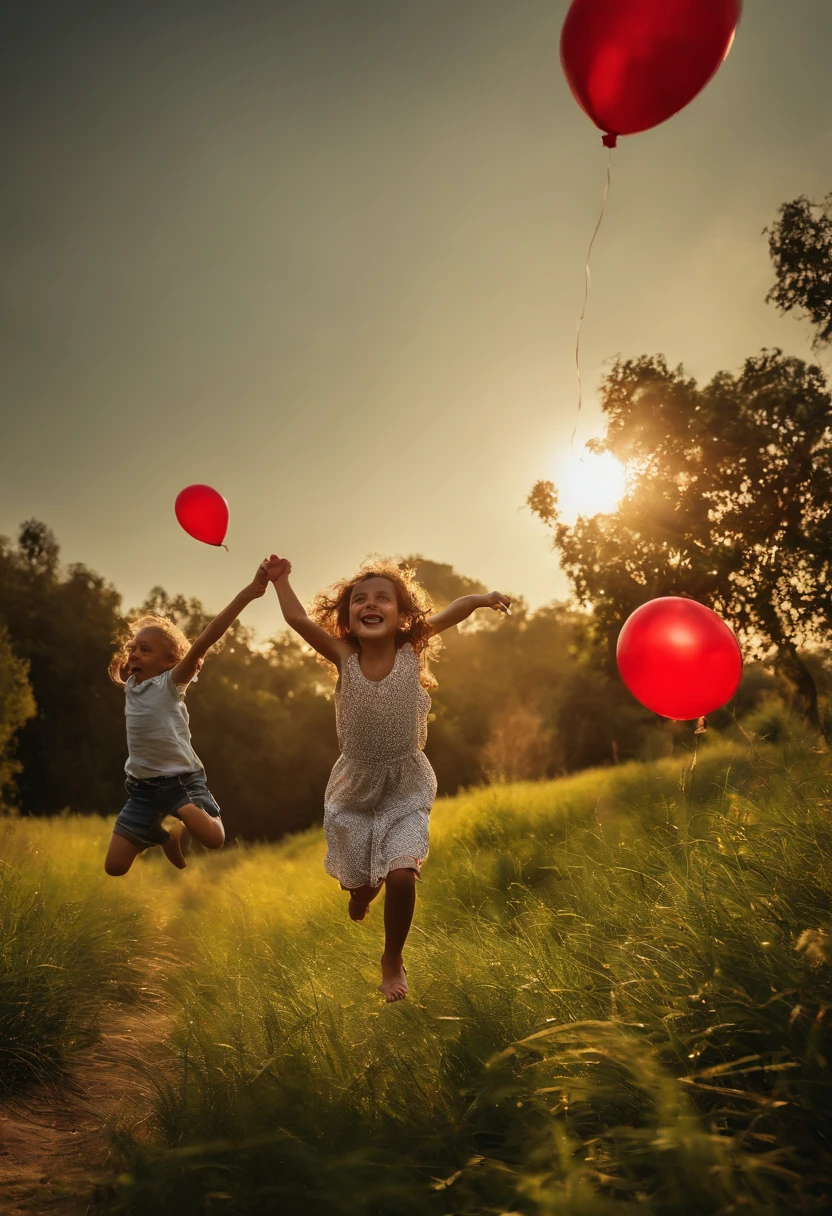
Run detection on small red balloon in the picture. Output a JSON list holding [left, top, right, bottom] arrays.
[[560, 0, 742, 146], [175, 484, 229, 547], [617, 597, 742, 720]]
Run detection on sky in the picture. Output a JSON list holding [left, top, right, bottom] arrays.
[[1, 0, 830, 639]]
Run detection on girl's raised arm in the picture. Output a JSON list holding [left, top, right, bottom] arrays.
[[267, 556, 352, 669], [171, 559, 271, 686], [428, 591, 511, 636]]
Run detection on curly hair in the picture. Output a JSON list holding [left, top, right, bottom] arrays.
[[108, 613, 191, 686], [310, 559, 440, 688]]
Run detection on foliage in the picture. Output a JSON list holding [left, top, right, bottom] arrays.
[[0, 522, 126, 815], [17, 518, 60, 575], [0, 626, 36, 806], [481, 701, 550, 783], [529, 191, 832, 734], [767, 192, 832, 347], [529, 350, 832, 729], [1, 519, 824, 834], [403, 554, 489, 611], [0, 522, 687, 832]]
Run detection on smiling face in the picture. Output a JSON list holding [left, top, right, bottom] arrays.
[[348, 577, 405, 643], [125, 627, 176, 684]]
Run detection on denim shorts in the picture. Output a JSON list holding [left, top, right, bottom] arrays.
[[114, 770, 221, 849]]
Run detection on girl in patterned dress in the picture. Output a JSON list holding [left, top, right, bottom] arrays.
[[267, 555, 510, 1002]]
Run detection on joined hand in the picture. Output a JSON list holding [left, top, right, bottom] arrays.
[[250, 558, 272, 598], [266, 554, 292, 583]]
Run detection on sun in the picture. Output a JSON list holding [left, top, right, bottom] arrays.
[[550, 447, 627, 524]]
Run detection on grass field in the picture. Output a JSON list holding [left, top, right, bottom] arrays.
[[2, 726, 831, 1214]]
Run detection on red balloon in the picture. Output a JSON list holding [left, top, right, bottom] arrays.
[[617, 597, 742, 720], [560, 0, 742, 146], [175, 484, 229, 547]]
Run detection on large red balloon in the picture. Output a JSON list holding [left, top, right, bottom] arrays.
[[617, 597, 742, 720], [560, 0, 742, 146], [175, 484, 229, 547]]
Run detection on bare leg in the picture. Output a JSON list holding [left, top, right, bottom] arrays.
[[176, 803, 225, 849], [162, 822, 189, 869], [348, 882, 382, 922], [380, 867, 416, 1002], [104, 833, 144, 876]]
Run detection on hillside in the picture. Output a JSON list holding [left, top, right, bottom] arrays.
[[1, 733, 830, 1213]]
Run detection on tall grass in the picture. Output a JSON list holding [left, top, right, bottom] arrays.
[[94, 735, 832, 1214], [0, 815, 169, 1091]]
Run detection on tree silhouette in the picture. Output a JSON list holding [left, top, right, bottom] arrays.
[[529, 351, 832, 729], [766, 193, 832, 348], [0, 523, 125, 813], [399, 556, 487, 610], [18, 520, 59, 575], [0, 627, 36, 806], [529, 192, 832, 731]]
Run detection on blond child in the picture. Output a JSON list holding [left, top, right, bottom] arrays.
[[104, 560, 270, 875]]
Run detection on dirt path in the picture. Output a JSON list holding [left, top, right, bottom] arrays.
[[0, 971, 172, 1214]]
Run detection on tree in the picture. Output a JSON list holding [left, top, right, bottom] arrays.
[[481, 703, 550, 784], [528, 351, 832, 729], [0, 520, 682, 824], [17, 519, 59, 576], [400, 555, 488, 611], [766, 193, 832, 348], [0, 524, 125, 814], [135, 586, 213, 638], [0, 627, 36, 807]]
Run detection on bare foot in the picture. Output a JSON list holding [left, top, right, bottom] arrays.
[[348, 894, 370, 922], [379, 954, 408, 1002], [162, 823, 188, 870]]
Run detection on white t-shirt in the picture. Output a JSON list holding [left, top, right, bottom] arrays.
[[124, 668, 203, 778]]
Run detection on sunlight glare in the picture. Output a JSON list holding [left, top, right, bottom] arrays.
[[551, 447, 627, 524]]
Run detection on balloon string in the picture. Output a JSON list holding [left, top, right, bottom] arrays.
[[572, 146, 613, 455], [685, 716, 707, 807]]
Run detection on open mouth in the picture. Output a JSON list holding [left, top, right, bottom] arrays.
[[360, 614, 383, 626]]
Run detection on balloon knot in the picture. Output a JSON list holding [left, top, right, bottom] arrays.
[[601, 132, 618, 149]]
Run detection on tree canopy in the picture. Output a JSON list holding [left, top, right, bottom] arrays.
[[1, 521, 675, 829], [530, 191, 832, 730], [0, 627, 36, 806], [766, 192, 832, 347]]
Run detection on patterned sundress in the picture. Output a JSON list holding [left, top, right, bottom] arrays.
[[323, 642, 438, 890]]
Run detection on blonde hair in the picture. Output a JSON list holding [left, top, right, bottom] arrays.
[[109, 613, 190, 686], [310, 559, 440, 688]]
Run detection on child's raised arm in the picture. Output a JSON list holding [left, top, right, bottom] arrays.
[[428, 591, 511, 636], [267, 556, 352, 669], [171, 559, 271, 686]]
